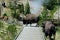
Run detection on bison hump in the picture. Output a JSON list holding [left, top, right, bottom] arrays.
[[26, 14, 38, 20]]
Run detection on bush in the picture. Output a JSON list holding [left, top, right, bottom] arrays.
[[7, 24, 17, 37]]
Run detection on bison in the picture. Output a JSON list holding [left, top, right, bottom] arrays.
[[42, 21, 56, 40], [23, 14, 39, 26]]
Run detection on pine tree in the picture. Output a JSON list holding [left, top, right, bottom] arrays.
[[24, 1, 30, 15]]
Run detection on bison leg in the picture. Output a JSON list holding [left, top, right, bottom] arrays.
[[45, 37, 47, 40], [53, 34, 55, 40], [45, 35, 47, 40], [26, 22, 28, 26], [49, 36, 51, 40], [45, 32, 48, 40], [53, 32, 56, 40], [25, 20, 28, 26], [45, 34, 47, 40], [26, 24, 28, 26], [29, 20, 32, 26], [30, 22, 32, 26], [49, 33, 52, 40], [37, 23, 39, 27], [52, 27, 56, 40]]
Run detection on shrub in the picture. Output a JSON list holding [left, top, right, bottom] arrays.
[[7, 24, 17, 37]]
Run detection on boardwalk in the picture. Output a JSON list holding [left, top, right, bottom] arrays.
[[16, 26, 45, 40]]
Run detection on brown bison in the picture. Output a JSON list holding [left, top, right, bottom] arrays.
[[23, 14, 39, 26], [42, 21, 56, 40]]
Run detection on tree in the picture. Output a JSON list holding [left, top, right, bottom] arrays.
[[43, 0, 57, 10], [42, 0, 58, 20], [24, 1, 31, 15]]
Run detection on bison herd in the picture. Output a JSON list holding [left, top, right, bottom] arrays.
[[20, 14, 57, 40], [0, 2, 57, 40], [19, 14, 56, 40], [22, 14, 39, 26], [0, 13, 57, 40]]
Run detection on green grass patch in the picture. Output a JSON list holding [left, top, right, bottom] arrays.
[[56, 31, 60, 40], [55, 27, 60, 40], [0, 21, 23, 40]]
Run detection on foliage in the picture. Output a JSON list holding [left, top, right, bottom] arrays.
[[18, 4, 24, 14], [39, 8, 48, 20], [8, 2, 16, 10], [50, 6, 58, 19], [3, 13, 7, 16], [38, 8, 48, 25], [0, 21, 23, 40], [38, 6, 57, 25], [40, 0, 58, 22], [7, 24, 17, 37], [8, 2, 17, 19], [11, 13, 20, 20], [43, 0, 57, 10], [43, 0, 59, 19], [8, 1, 30, 20], [5, 36, 12, 40], [0, 21, 4, 28], [24, 1, 31, 15], [8, 1, 25, 20]]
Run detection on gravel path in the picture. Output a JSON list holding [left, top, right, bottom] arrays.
[[16, 26, 45, 40]]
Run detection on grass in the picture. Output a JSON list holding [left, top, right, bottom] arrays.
[[56, 31, 60, 40], [0, 20, 23, 40], [55, 27, 60, 40]]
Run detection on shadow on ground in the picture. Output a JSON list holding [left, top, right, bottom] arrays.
[[50, 38, 55, 40]]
